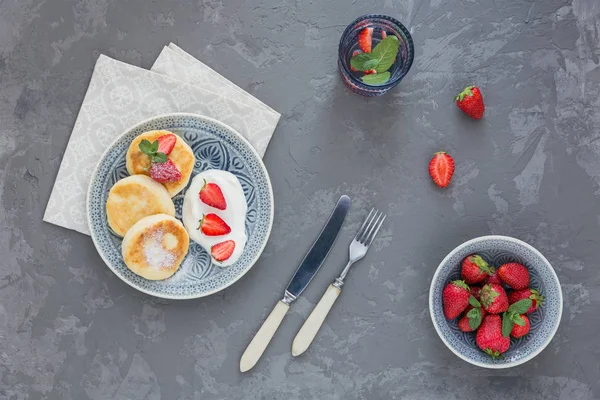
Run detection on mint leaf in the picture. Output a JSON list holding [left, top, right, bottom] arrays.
[[139, 139, 154, 156], [508, 299, 532, 315], [369, 36, 399, 73], [468, 295, 481, 308], [501, 313, 513, 337], [152, 152, 168, 164], [350, 53, 375, 71], [149, 140, 159, 153], [467, 308, 482, 330], [513, 314, 526, 326], [361, 71, 391, 85], [362, 59, 379, 70]]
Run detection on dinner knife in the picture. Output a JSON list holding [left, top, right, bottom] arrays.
[[239, 194, 351, 372]]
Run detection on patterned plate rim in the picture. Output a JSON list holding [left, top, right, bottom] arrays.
[[86, 112, 274, 300], [428, 235, 563, 369]]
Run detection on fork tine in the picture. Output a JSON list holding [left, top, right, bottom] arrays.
[[362, 212, 382, 244], [365, 214, 386, 247], [358, 210, 380, 243], [354, 208, 374, 241]]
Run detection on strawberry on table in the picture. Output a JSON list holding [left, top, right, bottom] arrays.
[[358, 27, 374, 53], [150, 159, 182, 183], [442, 280, 470, 320], [157, 133, 177, 155], [455, 85, 485, 119], [485, 269, 503, 285], [198, 213, 231, 236], [480, 283, 509, 314], [211, 240, 236, 262], [498, 262, 530, 289], [508, 288, 544, 314], [199, 179, 227, 210], [428, 151, 455, 188], [461, 254, 494, 284], [510, 314, 530, 338], [476, 315, 510, 358]]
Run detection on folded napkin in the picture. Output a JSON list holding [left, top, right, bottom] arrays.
[[44, 44, 280, 235]]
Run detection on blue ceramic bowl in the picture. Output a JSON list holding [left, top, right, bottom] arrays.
[[429, 236, 562, 368]]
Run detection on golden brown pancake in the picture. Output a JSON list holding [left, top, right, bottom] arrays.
[[121, 214, 189, 280], [126, 130, 195, 197], [106, 175, 175, 237]]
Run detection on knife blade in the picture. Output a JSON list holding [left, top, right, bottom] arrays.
[[240, 194, 350, 372], [284, 194, 351, 300]]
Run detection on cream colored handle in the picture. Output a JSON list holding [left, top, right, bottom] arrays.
[[240, 300, 290, 372], [291, 284, 341, 356]]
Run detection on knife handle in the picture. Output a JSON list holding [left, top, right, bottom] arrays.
[[291, 284, 341, 356], [240, 300, 290, 372]]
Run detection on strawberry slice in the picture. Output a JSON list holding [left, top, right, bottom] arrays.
[[364, 69, 377, 75], [358, 27, 373, 53], [199, 179, 227, 210], [198, 213, 231, 236], [428, 151, 455, 188], [211, 240, 235, 262], [150, 159, 182, 183], [157, 134, 177, 155]]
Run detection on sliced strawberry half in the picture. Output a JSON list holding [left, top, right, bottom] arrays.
[[358, 27, 373, 53], [157, 134, 177, 155], [212, 240, 235, 262], [428, 151, 455, 188], [198, 213, 231, 236], [364, 69, 377, 75], [150, 159, 182, 183], [199, 179, 227, 210]]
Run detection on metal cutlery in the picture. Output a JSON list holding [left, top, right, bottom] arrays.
[[291, 208, 386, 356], [239, 195, 351, 372]]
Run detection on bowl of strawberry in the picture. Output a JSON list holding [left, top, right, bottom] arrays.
[[429, 236, 562, 368]]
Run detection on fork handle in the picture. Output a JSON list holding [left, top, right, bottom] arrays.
[[291, 284, 341, 356]]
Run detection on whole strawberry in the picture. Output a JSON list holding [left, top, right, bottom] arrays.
[[458, 297, 487, 332], [480, 283, 509, 314], [498, 262, 530, 290], [500, 298, 532, 338], [461, 255, 494, 284], [508, 288, 544, 314], [442, 280, 470, 320], [511, 314, 530, 338], [455, 85, 484, 119], [476, 315, 510, 357], [470, 286, 482, 301], [485, 270, 503, 285]]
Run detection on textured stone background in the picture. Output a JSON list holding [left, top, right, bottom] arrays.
[[1, 0, 600, 399]]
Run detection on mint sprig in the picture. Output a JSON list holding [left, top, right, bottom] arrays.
[[501, 299, 532, 337], [350, 35, 399, 85], [139, 139, 168, 164]]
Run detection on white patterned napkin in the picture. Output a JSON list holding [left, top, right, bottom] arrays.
[[44, 45, 280, 235]]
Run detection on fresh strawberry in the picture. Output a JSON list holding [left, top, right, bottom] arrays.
[[199, 179, 227, 210], [476, 315, 510, 357], [455, 85, 485, 119], [458, 299, 487, 332], [364, 69, 377, 74], [501, 298, 533, 338], [485, 270, 503, 285], [461, 254, 494, 284], [211, 240, 235, 262], [498, 262, 530, 289], [442, 280, 470, 320], [508, 288, 544, 314], [350, 50, 363, 71], [480, 283, 509, 314], [198, 213, 231, 236], [149, 159, 182, 183], [381, 30, 387, 39], [470, 286, 482, 301], [157, 134, 177, 155], [358, 27, 374, 53], [428, 152, 455, 188], [511, 314, 530, 338]]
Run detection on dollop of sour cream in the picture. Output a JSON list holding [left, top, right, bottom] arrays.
[[182, 170, 247, 267]]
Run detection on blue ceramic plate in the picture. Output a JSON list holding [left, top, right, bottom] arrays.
[[87, 113, 273, 299], [429, 236, 562, 368]]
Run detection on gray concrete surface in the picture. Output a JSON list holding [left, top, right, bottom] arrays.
[[1, 0, 600, 398]]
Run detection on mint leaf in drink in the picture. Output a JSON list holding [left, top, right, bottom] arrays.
[[350, 53, 375, 71], [361, 71, 391, 85], [369, 36, 399, 73]]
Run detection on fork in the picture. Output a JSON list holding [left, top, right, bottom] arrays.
[[291, 208, 386, 356]]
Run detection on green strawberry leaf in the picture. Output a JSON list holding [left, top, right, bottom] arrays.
[[350, 53, 375, 72], [152, 152, 168, 164], [361, 72, 391, 85], [508, 299, 532, 315], [513, 314, 526, 326], [468, 295, 481, 308], [139, 139, 155, 156], [369, 36, 399, 73], [501, 312, 514, 337]]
